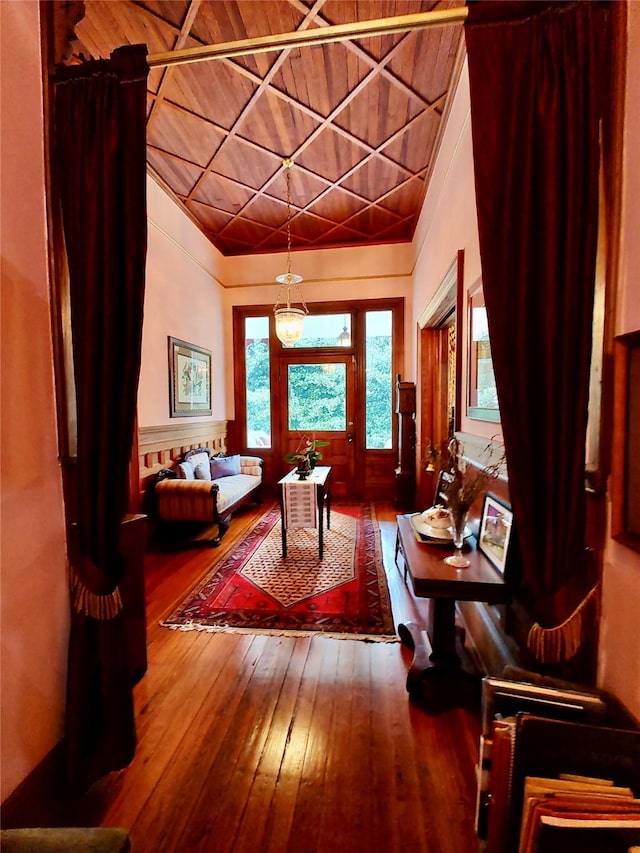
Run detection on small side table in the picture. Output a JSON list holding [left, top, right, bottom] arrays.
[[395, 513, 510, 697], [278, 466, 332, 559]]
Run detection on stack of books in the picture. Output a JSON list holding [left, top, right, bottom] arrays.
[[475, 675, 640, 852], [518, 772, 640, 852]]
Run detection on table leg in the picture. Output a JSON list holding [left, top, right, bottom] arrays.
[[318, 486, 323, 559], [280, 488, 287, 558], [429, 599, 460, 665], [394, 531, 408, 583]]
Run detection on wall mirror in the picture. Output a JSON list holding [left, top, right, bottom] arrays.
[[467, 279, 500, 422]]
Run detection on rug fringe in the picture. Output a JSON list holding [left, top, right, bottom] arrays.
[[159, 620, 399, 643]]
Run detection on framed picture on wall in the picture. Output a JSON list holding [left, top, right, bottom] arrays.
[[168, 336, 211, 417], [478, 493, 513, 575]]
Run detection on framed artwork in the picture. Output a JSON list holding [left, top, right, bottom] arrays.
[[478, 493, 513, 575], [168, 336, 211, 417]]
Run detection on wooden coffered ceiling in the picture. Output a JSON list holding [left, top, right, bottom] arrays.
[[71, 1, 466, 257]]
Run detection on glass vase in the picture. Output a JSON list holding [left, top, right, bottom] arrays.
[[444, 508, 470, 568]]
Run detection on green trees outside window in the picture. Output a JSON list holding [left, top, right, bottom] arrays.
[[245, 317, 271, 447]]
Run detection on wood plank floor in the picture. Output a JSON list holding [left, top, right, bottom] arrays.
[[61, 501, 483, 852]]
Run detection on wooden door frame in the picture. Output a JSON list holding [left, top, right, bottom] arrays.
[[279, 351, 356, 498], [415, 251, 464, 509], [233, 298, 404, 499]]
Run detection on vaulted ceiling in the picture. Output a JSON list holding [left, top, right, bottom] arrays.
[[71, 1, 466, 257]]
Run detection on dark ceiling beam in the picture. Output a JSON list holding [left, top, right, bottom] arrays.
[[147, 7, 469, 68]]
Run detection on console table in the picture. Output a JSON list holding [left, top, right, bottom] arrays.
[[279, 466, 332, 559], [395, 513, 510, 697]]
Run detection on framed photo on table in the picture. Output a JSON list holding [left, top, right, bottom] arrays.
[[478, 494, 513, 575], [168, 336, 211, 417]]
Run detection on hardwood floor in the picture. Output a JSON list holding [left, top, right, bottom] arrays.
[[62, 501, 483, 852]]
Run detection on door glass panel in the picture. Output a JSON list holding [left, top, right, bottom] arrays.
[[292, 313, 352, 348], [245, 316, 271, 447], [365, 311, 393, 448], [288, 363, 346, 431]]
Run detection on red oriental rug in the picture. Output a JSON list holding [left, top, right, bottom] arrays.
[[161, 504, 397, 641]]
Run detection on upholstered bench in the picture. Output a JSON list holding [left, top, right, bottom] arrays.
[[154, 448, 263, 546]]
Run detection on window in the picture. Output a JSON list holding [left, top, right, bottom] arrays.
[[365, 310, 393, 448], [287, 363, 346, 431], [290, 313, 352, 348], [245, 316, 271, 448]]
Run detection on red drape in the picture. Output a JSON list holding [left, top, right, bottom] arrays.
[[464, 2, 610, 623], [54, 44, 148, 788]]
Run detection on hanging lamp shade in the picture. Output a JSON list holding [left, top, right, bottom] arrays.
[[274, 159, 307, 347], [337, 316, 351, 346], [274, 273, 305, 346]]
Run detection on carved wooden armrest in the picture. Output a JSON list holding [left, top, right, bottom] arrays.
[[155, 478, 220, 523]]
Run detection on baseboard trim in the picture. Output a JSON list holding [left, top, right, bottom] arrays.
[[1, 740, 68, 829]]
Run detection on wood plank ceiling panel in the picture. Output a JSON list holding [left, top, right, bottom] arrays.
[[70, 0, 466, 256]]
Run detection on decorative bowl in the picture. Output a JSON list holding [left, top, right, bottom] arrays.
[[420, 505, 451, 530]]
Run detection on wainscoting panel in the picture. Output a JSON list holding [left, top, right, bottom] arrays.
[[138, 421, 228, 506]]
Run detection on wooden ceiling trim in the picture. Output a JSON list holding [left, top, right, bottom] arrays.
[[147, 3, 450, 251], [181, 0, 325, 213], [71, 1, 466, 255], [292, 0, 454, 128], [145, 0, 204, 139], [146, 7, 469, 69], [275, 88, 440, 224], [146, 103, 227, 169], [209, 71, 390, 239], [217, 28, 424, 230]]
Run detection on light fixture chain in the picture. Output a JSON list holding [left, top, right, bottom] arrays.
[[274, 157, 307, 346], [285, 159, 292, 277]]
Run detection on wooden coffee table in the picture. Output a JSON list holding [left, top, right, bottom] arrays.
[[395, 513, 510, 696]]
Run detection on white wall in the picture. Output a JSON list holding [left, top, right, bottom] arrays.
[[0, 1, 69, 802], [138, 178, 227, 426], [410, 60, 499, 444]]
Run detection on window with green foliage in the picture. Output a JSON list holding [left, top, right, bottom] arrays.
[[291, 314, 352, 348], [245, 316, 271, 448], [365, 311, 393, 449], [288, 363, 346, 431]]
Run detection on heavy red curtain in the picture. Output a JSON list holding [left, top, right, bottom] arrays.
[[464, 2, 611, 623], [54, 44, 148, 788]]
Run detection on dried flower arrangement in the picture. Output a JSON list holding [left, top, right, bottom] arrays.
[[428, 437, 506, 513]]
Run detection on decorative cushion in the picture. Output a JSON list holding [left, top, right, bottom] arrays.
[[185, 451, 210, 471], [177, 461, 194, 480], [194, 461, 212, 480], [240, 456, 262, 476], [210, 454, 241, 479]]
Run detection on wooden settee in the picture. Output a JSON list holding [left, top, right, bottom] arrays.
[[154, 447, 263, 545]]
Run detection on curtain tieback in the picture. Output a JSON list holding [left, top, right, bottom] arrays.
[[526, 585, 600, 664], [71, 568, 123, 620]]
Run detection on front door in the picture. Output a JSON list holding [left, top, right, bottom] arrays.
[[281, 353, 356, 499]]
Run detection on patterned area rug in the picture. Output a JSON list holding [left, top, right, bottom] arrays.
[[161, 504, 397, 641]]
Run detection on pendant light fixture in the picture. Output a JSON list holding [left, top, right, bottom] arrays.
[[337, 314, 351, 346], [274, 158, 307, 347]]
